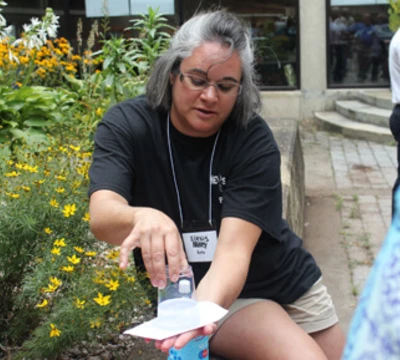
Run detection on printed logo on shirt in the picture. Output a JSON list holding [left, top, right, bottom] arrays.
[[211, 174, 226, 204]]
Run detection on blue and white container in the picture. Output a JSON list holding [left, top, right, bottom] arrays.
[[167, 336, 209, 360]]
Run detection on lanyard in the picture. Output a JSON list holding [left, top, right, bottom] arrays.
[[166, 114, 220, 228]]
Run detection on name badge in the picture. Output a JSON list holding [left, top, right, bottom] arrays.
[[182, 230, 217, 262]]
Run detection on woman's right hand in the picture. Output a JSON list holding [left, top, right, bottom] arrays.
[[118, 207, 188, 288]]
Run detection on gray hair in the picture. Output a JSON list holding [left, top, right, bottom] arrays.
[[146, 10, 261, 127]]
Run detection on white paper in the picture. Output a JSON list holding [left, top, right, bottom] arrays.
[[123, 301, 228, 340]]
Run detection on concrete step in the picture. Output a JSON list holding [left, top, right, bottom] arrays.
[[336, 100, 391, 128], [314, 111, 393, 144], [357, 89, 393, 110]]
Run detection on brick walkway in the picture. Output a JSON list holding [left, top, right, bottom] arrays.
[[301, 125, 396, 332]]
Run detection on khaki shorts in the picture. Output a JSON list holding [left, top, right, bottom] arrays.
[[217, 277, 338, 334]]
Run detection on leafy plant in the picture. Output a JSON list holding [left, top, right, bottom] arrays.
[[389, 0, 400, 32], [0, 144, 154, 358], [0, 86, 75, 148]]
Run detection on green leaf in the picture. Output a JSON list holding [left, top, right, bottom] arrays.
[[23, 118, 50, 127]]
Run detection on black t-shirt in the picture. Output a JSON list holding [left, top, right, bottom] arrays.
[[88, 95, 321, 304]]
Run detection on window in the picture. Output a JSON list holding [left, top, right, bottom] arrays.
[[179, 0, 299, 89], [328, 1, 392, 88]]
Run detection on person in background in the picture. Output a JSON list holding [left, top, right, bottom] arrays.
[[389, 26, 400, 216], [88, 10, 345, 360]]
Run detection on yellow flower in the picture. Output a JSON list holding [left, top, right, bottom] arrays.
[[49, 199, 59, 208], [44, 170, 51, 176], [22, 186, 31, 192], [61, 265, 74, 273], [55, 187, 65, 193], [56, 175, 66, 181], [144, 298, 152, 306], [49, 277, 62, 287], [82, 212, 90, 222], [74, 298, 85, 309], [85, 251, 97, 257], [44, 227, 53, 234], [90, 319, 102, 328], [5, 171, 19, 177], [106, 249, 120, 260], [62, 203, 77, 217], [74, 246, 84, 253], [105, 279, 120, 291], [94, 292, 111, 306], [96, 108, 103, 116], [36, 299, 49, 308], [126, 276, 136, 283], [50, 247, 61, 256], [69, 144, 81, 152], [6, 192, 20, 199], [54, 238, 66, 247], [50, 323, 61, 337], [42, 284, 58, 293], [67, 254, 81, 264]]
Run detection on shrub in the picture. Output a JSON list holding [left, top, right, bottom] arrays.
[[0, 143, 154, 358]]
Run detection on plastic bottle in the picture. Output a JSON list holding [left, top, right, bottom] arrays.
[[158, 266, 210, 360]]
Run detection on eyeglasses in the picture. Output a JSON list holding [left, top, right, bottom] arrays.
[[178, 71, 242, 97]]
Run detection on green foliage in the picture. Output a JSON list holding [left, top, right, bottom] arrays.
[[389, 0, 400, 32], [0, 5, 171, 357], [125, 6, 175, 75], [0, 144, 155, 358], [0, 86, 75, 148]]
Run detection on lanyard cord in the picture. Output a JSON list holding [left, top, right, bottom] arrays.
[[167, 114, 220, 228]]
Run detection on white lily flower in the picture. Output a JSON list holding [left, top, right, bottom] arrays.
[[8, 49, 19, 63], [31, 17, 40, 27], [47, 24, 57, 38], [23, 23, 31, 33], [37, 28, 47, 41]]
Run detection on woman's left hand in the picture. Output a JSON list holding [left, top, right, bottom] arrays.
[[150, 323, 217, 353]]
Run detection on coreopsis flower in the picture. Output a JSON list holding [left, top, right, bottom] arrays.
[[74, 246, 84, 253], [94, 292, 111, 306], [42, 284, 58, 293], [55, 187, 65, 193], [49, 323, 61, 337], [90, 319, 102, 328], [49, 277, 62, 287], [85, 251, 97, 257], [74, 298, 85, 309], [36, 299, 49, 308], [105, 279, 120, 291], [53, 238, 66, 247], [62, 203, 77, 217], [67, 254, 80, 264], [6, 192, 20, 199], [82, 212, 90, 222], [106, 249, 119, 260], [44, 227, 53, 234], [5, 171, 19, 177], [61, 265, 74, 273], [50, 247, 61, 256]]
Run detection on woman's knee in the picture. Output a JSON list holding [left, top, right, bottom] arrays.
[[210, 300, 327, 360]]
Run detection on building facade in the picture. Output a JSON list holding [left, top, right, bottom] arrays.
[[2, 0, 394, 120]]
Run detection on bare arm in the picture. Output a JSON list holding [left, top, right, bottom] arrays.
[[196, 217, 261, 308], [89, 190, 187, 287], [156, 216, 261, 352]]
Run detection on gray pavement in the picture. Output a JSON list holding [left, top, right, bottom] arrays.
[[301, 122, 396, 334]]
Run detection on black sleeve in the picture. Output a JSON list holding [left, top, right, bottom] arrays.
[[221, 117, 283, 240], [88, 102, 136, 203]]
